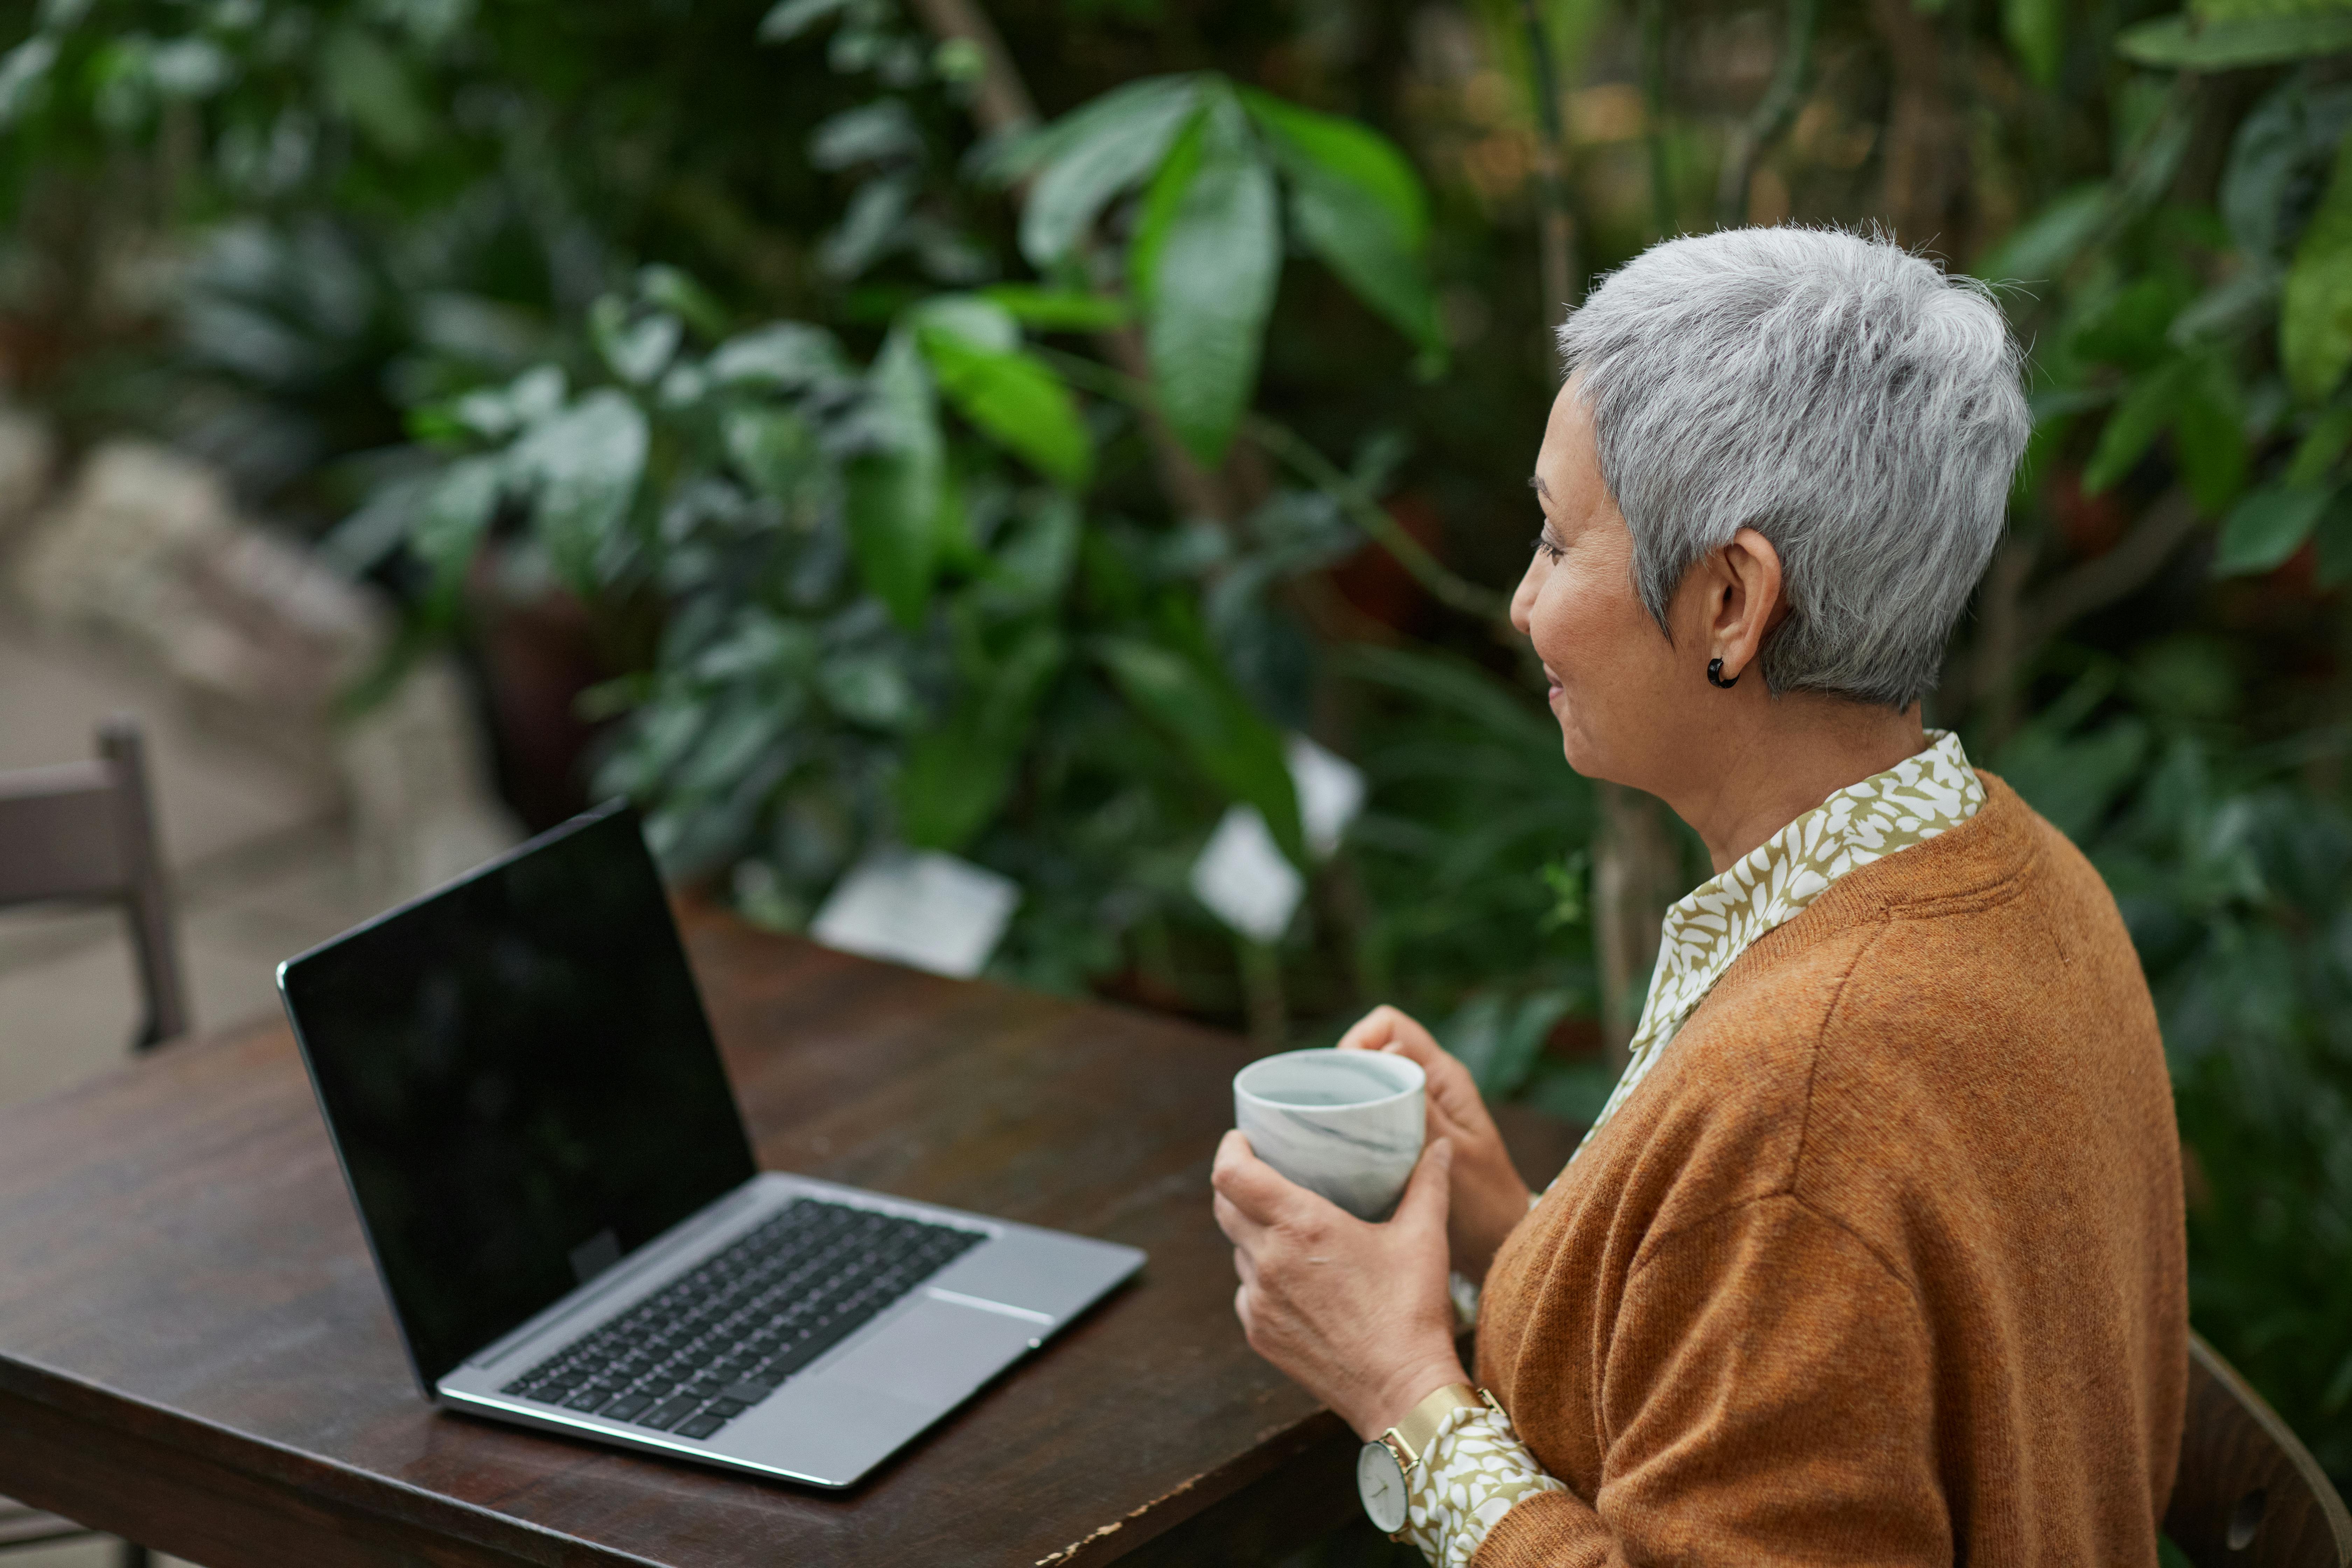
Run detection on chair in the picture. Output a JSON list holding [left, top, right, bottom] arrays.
[[0, 718, 186, 1050], [2165, 1331, 2352, 1568], [0, 718, 182, 1567]]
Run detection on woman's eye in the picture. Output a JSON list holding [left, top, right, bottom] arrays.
[[1532, 531, 1564, 563]]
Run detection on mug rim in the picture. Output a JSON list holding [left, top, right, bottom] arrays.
[[1234, 1047, 1424, 1112]]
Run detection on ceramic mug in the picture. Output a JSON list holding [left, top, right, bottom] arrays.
[[1232, 1048, 1426, 1220]]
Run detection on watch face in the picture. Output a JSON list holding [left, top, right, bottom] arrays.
[[1357, 1441, 1410, 1534]]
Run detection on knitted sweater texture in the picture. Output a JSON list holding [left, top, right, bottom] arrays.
[[1471, 776, 2188, 1565]]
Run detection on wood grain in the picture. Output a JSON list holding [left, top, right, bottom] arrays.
[[2164, 1332, 2352, 1568], [0, 906, 1583, 1566]]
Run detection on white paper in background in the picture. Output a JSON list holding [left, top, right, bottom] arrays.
[[809, 849, 1020, 978], [1190, 806, 1305, 944], [1286, 734, 1366, 859]]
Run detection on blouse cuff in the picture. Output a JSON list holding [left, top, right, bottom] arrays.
[[1400, 1400, 1567, 1568]]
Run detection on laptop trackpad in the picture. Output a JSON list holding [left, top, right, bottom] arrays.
[[825, 1292, 1042, 1405]]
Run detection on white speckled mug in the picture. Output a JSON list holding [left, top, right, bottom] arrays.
[[1233, 1049, 1426, 1220]]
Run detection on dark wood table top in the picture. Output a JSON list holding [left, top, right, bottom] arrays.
[[0, 905, 1582, 1567]]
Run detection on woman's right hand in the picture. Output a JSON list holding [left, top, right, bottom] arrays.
[[1337, 1005, 1532, 1282]]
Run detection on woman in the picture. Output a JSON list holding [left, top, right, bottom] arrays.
[[1213, 227, 2186, 1565]]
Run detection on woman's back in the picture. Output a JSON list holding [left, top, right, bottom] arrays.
[[1476, 776, 2187, 1565]]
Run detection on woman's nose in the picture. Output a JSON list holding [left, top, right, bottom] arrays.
[[1508, 560, 1540, 637]]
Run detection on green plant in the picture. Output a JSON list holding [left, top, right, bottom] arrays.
[[324, 24, 1570, 1040], [1989, 640, 2352, 1482]]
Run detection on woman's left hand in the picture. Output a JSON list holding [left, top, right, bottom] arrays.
[[1212, 1130, 1469, 1441]]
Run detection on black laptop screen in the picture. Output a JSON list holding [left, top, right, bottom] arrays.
[[280, 804, 757, 1389]]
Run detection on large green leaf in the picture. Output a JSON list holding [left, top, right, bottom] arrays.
[[1239, 90, 1429, 247], [908, 293, 1019, 352], [510, 389, 649, 592], [321, 25, 432, 158], [758, 0, 855, 42], [2003, 0, 2066, 87], [979, 285, 1130, 331], [1242, 92, 1438, 352], [2118, 11, 2352, 68], [2314, 486, 2352, 586], [1979, 185, 2108, 284], [1127, 110, 1204, 311], [2082, 360, 2186, 494], [412, 455, 504, 602], [977, 492, 1082, 614], [2287, 405, 2352, 488], [1131, 93, 1281, 469], [916, 326, 1094, 490], [845, 333, 944, 628], [1017, 75, 1202, 268], [2216, 484, 2334, 575], [2220, 79, 2352, 261], [722, 405, 821, 511], [707, 322, 849, 391], [898, 625, 1066, 851], [1096, 636, 1304, 863], [2283, 136, 2352, 404], [0, 37, 58, 127], [2172, 355, 2249, 516]]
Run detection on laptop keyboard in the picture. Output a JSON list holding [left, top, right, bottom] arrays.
[[500, 1198, 986, 1441]]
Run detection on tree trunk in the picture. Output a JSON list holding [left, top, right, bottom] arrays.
[[1593, 782, 1678, 1068], [1868, 0, 1970, 260]]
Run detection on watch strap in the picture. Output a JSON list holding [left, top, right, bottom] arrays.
[[1378, 1382, 1500, 1472]]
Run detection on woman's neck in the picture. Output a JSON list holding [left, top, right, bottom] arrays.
[[1658, 695, 1929, 876]]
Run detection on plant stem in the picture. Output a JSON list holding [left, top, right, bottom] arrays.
[[1713, 0, 1819, 227], [1242, 417, 1513, 623], [1239, 937, 1287, 1045], [904, 0, 1039, 132], [1638, 0, 1674, 238], [1517, 0, 1578, 319], [1036, 345, 1514, 624]]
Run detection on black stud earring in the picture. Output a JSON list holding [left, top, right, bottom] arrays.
[[1707, 657, 1740, 689]]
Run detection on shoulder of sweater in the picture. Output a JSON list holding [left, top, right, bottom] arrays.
[[1709, 772, 2114, 994], [1607, 779, 2143, 1222]]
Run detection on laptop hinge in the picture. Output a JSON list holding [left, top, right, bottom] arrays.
[[461, 1177, 772, 1371]]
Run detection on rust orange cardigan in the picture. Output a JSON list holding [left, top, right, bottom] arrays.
[[1474, 776, 2187, 1565]]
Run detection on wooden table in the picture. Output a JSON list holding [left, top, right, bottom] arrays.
[[0, 906, 1581, 1567]]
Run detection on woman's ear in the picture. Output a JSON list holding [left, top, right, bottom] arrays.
[[1711, 527, 1787, 684]]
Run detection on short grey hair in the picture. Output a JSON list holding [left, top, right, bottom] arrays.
[[1557, 226, 2029, 710]]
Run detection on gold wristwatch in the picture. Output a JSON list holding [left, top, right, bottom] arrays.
[[1355, 1383, 1501, 1537]]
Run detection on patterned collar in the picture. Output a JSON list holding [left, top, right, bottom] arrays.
[[1571, 729, 1985, 1161]]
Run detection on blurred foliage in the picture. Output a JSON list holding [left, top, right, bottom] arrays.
[[6, 0, 2352, 1497]]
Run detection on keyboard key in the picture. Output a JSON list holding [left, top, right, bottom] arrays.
[[637, 1396, 702, 1431], [718, 1378, 776, 1405], [705, 1398, 749, 1418], [674, 1412, 728, 1440], [602, 1393, 654, 1421], [506, 1199, 967, 1413]]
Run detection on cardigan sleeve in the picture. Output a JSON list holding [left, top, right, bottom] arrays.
[[1472, 1193, 1952, 1568]]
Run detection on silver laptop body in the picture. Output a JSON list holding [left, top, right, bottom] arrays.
[[436, 1171, 1138, 1487], [279, 801, 1142, 1489]]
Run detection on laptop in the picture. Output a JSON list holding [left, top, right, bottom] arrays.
[[277, 800, 1144, 1488]]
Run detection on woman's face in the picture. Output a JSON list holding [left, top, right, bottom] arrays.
[[1510, 379, 1694, 789]]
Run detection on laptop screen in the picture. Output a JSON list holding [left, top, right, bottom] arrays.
[[280, 802, 757, 1390]]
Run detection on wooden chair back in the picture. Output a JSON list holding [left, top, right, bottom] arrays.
[[0, 721, 170, 1565], [0, 719, 187, 1050], [2165, 1331, 2352, 1568]]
